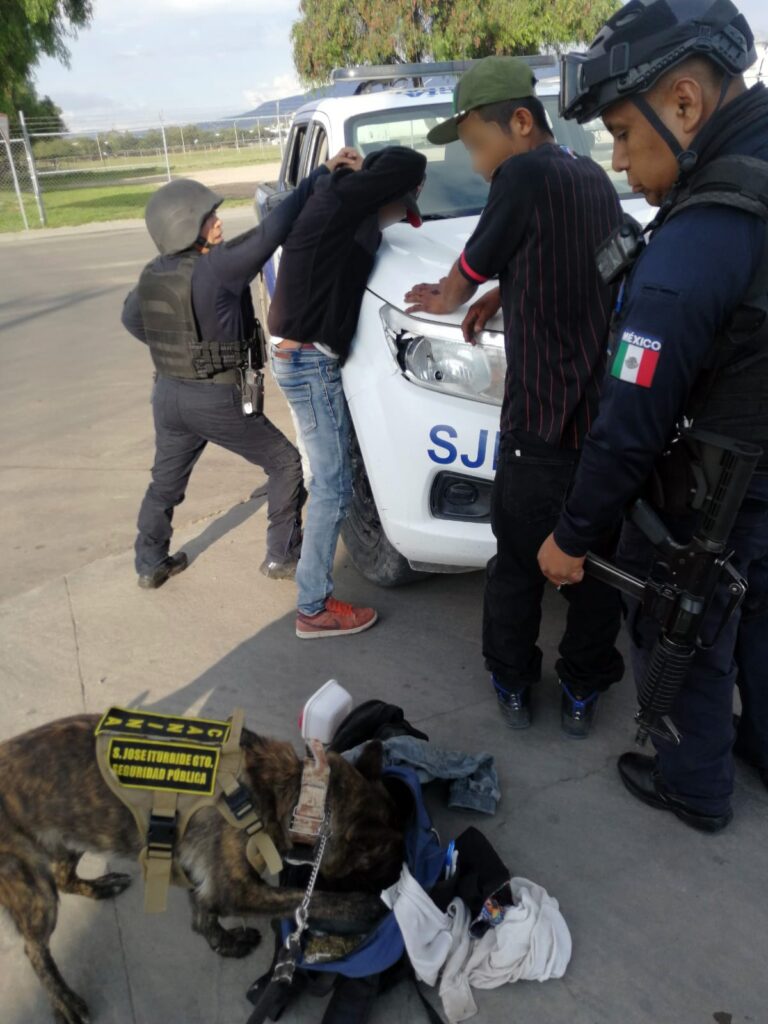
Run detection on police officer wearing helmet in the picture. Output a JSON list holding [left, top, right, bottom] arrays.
[[538, 0, 768, 829], [122, 154, 356, 588]]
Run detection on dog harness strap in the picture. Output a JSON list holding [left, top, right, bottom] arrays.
[[143, 789, 178, 914], [216, 773, 283, 876], [289, 740, 331, 845], [215, 709, 283, 877], [221, 707, 245, 754]]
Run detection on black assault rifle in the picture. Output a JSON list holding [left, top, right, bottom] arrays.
[[585, 429, 762, 745]]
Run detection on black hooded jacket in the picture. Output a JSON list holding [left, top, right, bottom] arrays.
[[268, 145, 426, 363]]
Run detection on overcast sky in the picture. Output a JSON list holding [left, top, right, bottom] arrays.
[[32, 0, 768, 129]]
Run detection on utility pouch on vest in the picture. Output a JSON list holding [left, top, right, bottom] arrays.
[[596, 215, 645, 286], [647, 436, 705, 517]]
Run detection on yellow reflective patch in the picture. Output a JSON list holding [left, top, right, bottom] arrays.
[[95, 706, 231, 745], [107, 738, 220, 796]]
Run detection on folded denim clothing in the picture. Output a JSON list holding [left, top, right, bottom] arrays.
[[344, 735, 501, 815]]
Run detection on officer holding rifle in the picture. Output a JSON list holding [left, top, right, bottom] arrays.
[[538, 0, 768, 830]]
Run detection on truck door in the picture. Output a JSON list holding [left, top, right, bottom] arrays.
[[257, 117, 310, 304], [259, 115, 329, 309]]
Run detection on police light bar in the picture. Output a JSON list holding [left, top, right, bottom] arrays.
[[331, 56, 558, 92]]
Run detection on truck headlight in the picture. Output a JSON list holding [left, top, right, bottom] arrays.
[[381, 305, 504, 406]]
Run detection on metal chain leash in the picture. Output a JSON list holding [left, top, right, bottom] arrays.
[[272, 812, 332, 985]]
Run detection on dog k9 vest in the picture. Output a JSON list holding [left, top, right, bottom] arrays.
[[95, 706, 282, 913]]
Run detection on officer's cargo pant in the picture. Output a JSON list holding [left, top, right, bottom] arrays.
[[135, 376, 303, 573], [617, 475, 768, 817]]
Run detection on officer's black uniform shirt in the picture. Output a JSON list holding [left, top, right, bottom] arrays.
[[457, 143, 623, 448], [121, 165, 329, 345], [268, 146, 427, 363], [554, 86, 768, 556]]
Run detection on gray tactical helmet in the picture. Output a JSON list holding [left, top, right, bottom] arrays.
[[560, 0, 756, 123], [145, 179, 223, 254]]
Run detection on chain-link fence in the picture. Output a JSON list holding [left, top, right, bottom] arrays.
[[1, 112, 292, 233], [0, 133, 43, 231], [7, 46, 765, 234]]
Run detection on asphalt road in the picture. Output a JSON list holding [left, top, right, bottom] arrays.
[[0, 220, 766, 1024]]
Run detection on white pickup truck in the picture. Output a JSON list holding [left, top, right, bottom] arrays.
[[255, 59, 652, 586]]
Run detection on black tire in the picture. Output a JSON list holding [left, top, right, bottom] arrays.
[[342, 429, 427, 587]]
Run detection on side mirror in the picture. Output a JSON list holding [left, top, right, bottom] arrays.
[[264, 190, 292, 214]]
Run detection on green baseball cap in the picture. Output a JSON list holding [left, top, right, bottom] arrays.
[[427, 56, 538, 145]]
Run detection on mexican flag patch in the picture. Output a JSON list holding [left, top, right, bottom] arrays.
[[610, 328, 663, 388]]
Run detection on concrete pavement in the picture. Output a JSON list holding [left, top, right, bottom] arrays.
[[0, 221, 766, 1024]]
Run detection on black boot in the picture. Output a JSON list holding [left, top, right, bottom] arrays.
[[137, 552, 188, 590], [617, 753, 733, 833], [492, 677, 531, 730], [259, 558, 298, 580], [732, 714, 768, 791], [560, 682, 599, 739]]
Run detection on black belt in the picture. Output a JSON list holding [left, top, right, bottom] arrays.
[[160, 369, 240, 385]]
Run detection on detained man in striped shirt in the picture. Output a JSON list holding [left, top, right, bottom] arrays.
[[405, 57, 625, 737]]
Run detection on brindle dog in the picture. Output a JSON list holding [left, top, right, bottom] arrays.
[[0, 714, 404, 1024]]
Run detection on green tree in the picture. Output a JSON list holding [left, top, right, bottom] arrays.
[[1, 1, 93, 112], [291, 0, 620, 84], [11, 75, 67, 131]]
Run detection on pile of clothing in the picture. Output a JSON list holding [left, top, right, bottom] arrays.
[[247, 700, 571, 1024], [381, 827, 571, 1022]]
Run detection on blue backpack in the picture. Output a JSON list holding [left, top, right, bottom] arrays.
[[246, 764, 446, 1022]]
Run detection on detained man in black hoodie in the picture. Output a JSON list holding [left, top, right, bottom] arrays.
[[268, 145, 426, 639]]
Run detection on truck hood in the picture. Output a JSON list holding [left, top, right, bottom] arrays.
[[366, 193, 654, 327], [367, 216, 496, 328]]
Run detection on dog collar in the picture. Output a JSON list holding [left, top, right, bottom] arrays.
[[289, 739, 330, 845]]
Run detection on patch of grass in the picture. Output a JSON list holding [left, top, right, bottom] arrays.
[[35, 145, 282, 177], [37, 165, 163, 190], [0, 183, 254, 233], [0, 185, 155, 231], [171, 146, 282, 171]]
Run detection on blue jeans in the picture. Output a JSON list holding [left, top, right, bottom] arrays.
[[616, 475, 768, 815], [343, 735, 501, 815], [271, 349, 353, 615]]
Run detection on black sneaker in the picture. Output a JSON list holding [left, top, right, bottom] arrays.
[[137, 552, 188, 590], [259, 558, 299, 580], [492, 677, 531, 730], [560, 682, 599, 738]]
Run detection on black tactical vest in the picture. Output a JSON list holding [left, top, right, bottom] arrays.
[[663, 156, 768, 468], [137, 252, 247, 380]]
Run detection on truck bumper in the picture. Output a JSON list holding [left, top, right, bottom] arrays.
[[343, 294, 500, 570]]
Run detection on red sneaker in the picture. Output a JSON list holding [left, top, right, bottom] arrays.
[[296, 597, 378, 640]]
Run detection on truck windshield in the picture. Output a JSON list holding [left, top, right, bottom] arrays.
[[346, 97, 632, 220]]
